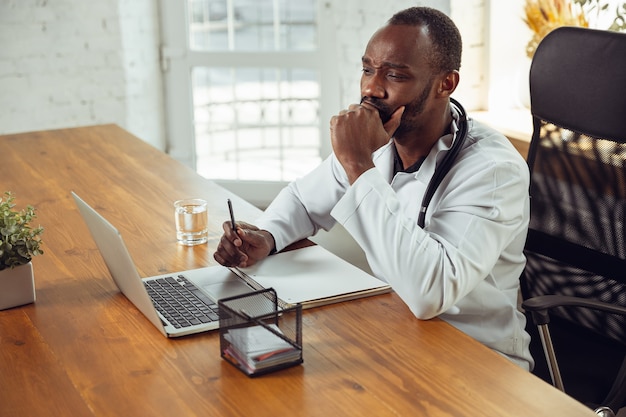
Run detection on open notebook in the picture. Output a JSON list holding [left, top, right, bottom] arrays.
[[230, 245, 391, 309]]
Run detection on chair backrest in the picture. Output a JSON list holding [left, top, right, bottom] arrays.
[[528, 27, 626, 146], [522, 24, 626, 368]]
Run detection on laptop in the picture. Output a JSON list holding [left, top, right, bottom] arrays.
[[72, 192, 255, 337]]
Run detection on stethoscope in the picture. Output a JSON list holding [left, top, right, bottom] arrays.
[[416, 97, 468, 228]]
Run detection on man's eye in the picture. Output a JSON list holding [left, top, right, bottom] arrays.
[[388, 73, 405, 80], [362, 67, 374, 75]]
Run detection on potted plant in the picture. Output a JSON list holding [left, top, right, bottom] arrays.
[[0, 192, 44, 310]]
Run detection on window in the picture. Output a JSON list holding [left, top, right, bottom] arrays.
[[161, 0, 336, 189], [188, 0, 317, 52], [191, 66, 321, 181]]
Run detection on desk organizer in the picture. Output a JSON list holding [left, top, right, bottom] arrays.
[[218, 288, 303, 377]]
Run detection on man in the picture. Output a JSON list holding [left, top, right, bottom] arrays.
[[214, 7, 533, 370]]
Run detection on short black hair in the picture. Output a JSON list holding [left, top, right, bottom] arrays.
[[388, 7, 462, 73]]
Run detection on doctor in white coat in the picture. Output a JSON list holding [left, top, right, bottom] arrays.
[[213, 6, 533, 371]]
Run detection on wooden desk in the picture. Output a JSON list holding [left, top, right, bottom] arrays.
[[0, 125, 594, 417]]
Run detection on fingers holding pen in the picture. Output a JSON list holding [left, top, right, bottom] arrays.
[[213, 221, 246, 266], [213, 221, 266, 267], [213, 247, 247, 268], [224, 219, 242, 247]]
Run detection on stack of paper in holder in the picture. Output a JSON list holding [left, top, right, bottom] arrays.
[[219, 288, 303, 377], [223, 324, 301, 373]]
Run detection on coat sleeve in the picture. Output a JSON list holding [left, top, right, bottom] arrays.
[[255, 154, 350, 251], [330, 151, 530, 320]]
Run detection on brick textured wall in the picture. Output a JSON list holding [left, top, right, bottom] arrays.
[[0, 0, 164, 149]]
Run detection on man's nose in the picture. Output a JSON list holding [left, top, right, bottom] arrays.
[[361, 74, 386, 98]]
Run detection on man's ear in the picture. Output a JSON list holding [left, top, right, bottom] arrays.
[[435, 70, 460, 98]]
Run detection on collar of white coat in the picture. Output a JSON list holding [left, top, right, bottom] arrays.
[[372, 104, 464, 181]]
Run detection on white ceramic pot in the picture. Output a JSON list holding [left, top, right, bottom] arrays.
[[0, 262, 36, 310]]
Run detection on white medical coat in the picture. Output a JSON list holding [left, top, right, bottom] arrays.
[[256, 112, 534, 370]]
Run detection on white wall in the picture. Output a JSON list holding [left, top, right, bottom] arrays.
[[451, 0, 487, 110], [485, 0, 531, 110], [0, 0, 165, 150], [0, 0, 479, 151], [330, 0, 450, 110]]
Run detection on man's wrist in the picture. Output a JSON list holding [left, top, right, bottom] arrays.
[[262, 230, 277, 255]]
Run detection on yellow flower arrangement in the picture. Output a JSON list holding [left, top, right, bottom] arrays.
[[524, 0, 589, 57], [524, 0, 626, 58]]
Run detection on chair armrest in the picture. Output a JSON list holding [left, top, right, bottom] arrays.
[[522, 295, 626, 326]]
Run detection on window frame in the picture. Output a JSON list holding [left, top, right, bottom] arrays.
[[159, 0, 339, 206]]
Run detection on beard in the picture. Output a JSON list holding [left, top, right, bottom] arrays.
[[360, 77, 434, 136]]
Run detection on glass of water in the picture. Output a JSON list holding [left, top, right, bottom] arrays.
[[174, 198, 208, 246]]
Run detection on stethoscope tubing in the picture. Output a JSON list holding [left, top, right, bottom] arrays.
[[417, 97, 468, 228]]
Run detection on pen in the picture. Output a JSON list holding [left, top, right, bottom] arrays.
[[227, 198, 236, 230]]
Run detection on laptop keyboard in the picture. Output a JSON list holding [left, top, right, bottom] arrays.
[[144, 275, 219, 329]]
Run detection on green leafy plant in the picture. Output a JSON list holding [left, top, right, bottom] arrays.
[[0, 192, 44, 271], [575, 0, 626, 31]]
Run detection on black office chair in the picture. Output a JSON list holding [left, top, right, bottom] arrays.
[[519, 26, 626, 417]]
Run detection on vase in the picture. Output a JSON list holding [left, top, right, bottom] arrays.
[[0, 262, 36, 310]]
